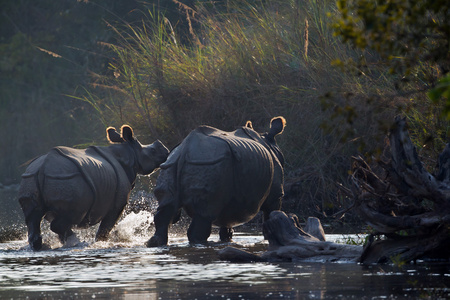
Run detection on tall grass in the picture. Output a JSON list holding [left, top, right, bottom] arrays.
[[86, 0, 425, 219]]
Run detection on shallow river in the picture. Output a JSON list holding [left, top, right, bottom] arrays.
[[1, 212, 449, 299]]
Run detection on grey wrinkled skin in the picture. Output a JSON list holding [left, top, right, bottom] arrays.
[[18, 125, 169, 251], [147, 117, 286, 247]]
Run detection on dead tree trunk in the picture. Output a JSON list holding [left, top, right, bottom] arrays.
[[351, 116, 450, 264]]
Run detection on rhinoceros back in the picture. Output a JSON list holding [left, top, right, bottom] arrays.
[[160, 126, 230, 169], [36, 146, 126, 225], [163, 125, 275, 227]]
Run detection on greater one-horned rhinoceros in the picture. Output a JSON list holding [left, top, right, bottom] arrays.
[[18, 125, 169, 250], [146, 116, 286, 247]]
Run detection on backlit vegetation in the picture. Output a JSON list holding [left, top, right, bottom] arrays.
[[3, 0, 447, 220], [85, 0, 408, 218]]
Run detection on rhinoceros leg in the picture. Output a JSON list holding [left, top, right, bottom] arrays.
[[50, 215, 74, 244], [19, 195, 44, 251], [95, 204, 126, 241], [146, 203, 179, 247], [219, 227, 233, 242], [187, 214, 212, 244], [261, 196, 282, 222], [25, 206, 44, 251]]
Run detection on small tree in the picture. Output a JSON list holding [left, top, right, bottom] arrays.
[[334, 0, 449, 96], [322, 0, 450, 165]]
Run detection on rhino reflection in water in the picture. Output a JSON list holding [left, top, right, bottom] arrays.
[[18, 125, 169, 251], [147, 116, 286, 247]]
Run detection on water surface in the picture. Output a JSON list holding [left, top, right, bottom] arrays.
[[1, 212, 449, 299]]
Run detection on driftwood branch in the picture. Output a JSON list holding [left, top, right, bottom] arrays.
[[218, 211, 362, 263]]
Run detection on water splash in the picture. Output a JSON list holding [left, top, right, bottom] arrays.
[[9, 210, 156, 251], [110, 211, 154, 243], [52, 210, 155, 249], [0, 224, 27, 243]]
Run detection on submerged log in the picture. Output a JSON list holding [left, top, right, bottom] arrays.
[[218, 211, 362, 263], [218, 246, 266, 263]]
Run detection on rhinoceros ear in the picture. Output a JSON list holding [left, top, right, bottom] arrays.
[[245, 120, 253, 129], [268, 116, 286, 139], [121, 125, 135, 142], [107, 127, 124, 143]]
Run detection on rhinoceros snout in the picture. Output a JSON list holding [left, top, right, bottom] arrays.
[[157, 140, 169, 153], [155, 140, 170, 162]]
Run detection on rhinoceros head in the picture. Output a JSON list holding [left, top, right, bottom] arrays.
[[107, 125, 169, 176]]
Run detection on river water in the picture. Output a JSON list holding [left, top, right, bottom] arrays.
[[1, 187, 449, 299], [1, 212, 449, 299]]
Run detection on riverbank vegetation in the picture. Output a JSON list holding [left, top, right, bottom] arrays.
[[2, 0, 448, 224]]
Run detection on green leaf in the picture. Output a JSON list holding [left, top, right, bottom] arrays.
[[428, 73, 450, 102]]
